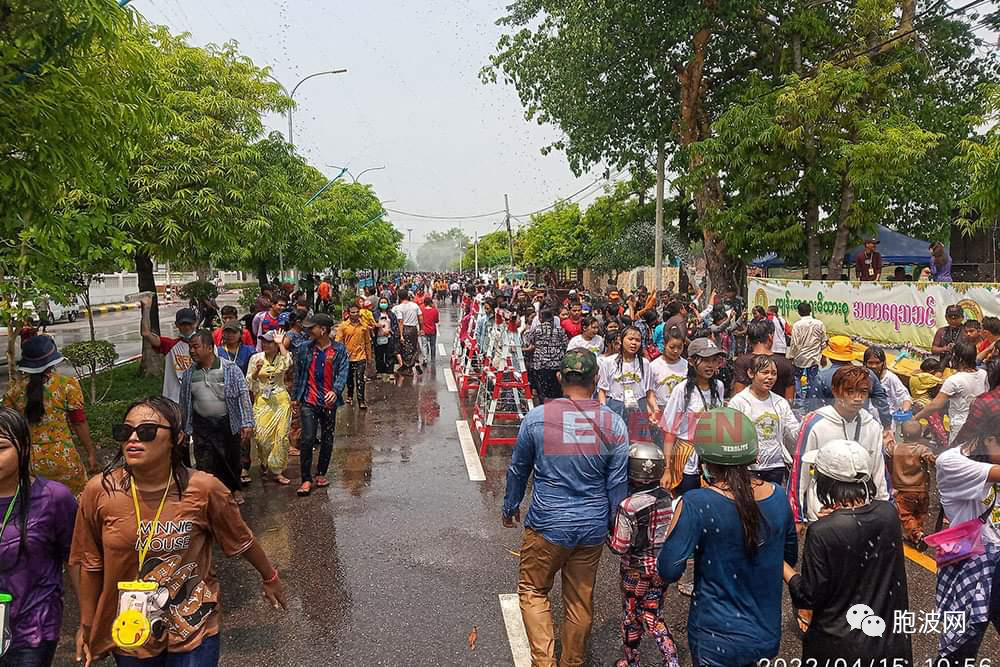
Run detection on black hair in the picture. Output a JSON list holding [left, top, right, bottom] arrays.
[[703, 463, 763, 558], [797, 302, 811, 317], [987, 359, 1000, 392], [983, 316, 1000, 336], [814, 471, 876, 508], [945, 304, 964, 319], [665, 326, 685, 344], [682, 353, 722, 412], [747, 353, 778, 381], [862, 346, 886, 367], [747, 320, 774, 346], [25, 371, 47, 424], [220, 305, 238, 318], [580, 315, 598, 331], [191, 329, 215, 348], [953, 339, 978, 371], [603, 331, 621, 355], [102, 396, 191, 500], [664, 301, 682, 318], [643, 309, 659, 326], [617, 326, 646, 380], [0, 407, 32, 568], [920, 356, 941, 373], [751, 305, 767, 319]]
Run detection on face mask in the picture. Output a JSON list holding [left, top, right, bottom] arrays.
[[379, 304, 389, 310]]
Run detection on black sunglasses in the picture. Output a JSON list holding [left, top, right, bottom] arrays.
[[112, 423, 172, 443]]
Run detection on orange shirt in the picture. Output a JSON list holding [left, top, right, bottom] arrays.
[[335, 319, 372, 361]]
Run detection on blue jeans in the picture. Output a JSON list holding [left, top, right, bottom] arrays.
[[113, 634, 220, 667], [794, 365, 820, 411], [299, 402, 337, 482], [0, 641, 57, 667]]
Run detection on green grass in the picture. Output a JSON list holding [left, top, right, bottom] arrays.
[[82, 361, 163, 450]]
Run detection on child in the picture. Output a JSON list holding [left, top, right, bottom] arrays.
[[909, 356, 948, 446], [886, 420, 937, 547], [607, 442, 680, 667]]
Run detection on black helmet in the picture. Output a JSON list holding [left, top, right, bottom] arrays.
[[628, 441, 665, 485]]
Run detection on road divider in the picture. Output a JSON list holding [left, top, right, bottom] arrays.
[[444, 368, 457, 392], [498, 593, 531, 667], [455, 420, 486, 481], [438, 342, 447, 356]]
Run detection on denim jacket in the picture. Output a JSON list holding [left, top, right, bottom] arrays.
[[291, 339, 349, 406], [179, 357, 254, 436], [503, 399, 629, 547]]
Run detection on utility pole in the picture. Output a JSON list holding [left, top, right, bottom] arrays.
[[504, 194, 514, 282], [406, 228, 414, 262], [654, 142, 666, 294], [474, 231, 479, 276]]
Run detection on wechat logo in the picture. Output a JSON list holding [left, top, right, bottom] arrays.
[[846, 604, 885, 638]]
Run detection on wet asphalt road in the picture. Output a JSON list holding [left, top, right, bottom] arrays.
[[54, 302, 997, 666]]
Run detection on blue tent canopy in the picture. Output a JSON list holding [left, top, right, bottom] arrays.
[[750, 225, 929, 269], [846, 224, 929, 265], [750, 252, 784, 268]]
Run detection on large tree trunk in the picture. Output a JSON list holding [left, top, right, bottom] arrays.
[[136, 250, 164, 378], [256, 262, 269, 289], [793, 32, 824, 280], [826, 173, 856, 278], [677, 23, 739, 296]]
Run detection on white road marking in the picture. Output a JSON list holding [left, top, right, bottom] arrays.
[[499, 593, 531, 667], [455, 420, 486, 481], [438, 342, 447, 356], [444, 368, 457, 393]]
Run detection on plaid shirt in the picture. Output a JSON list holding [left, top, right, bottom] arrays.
[[936, 543, 1000, 655], [956, 387, 1000, 445], [608, 487, 674, 578]]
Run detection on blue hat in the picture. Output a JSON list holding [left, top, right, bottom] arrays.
[[17, 335, 64, 374]]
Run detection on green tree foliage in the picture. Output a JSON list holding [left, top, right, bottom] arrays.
[[417, 227, 470, 271], [957, 84, 1000, 232], [521, 203, 589, 270], [461, 230, 523, 271], [63, 340, 118, 403]]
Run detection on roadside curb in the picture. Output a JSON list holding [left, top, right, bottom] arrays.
[[81, 303, 140, 317]]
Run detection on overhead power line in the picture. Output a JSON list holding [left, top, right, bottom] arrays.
[[384, 172, 616, 223]]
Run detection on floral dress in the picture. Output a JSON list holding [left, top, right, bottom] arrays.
[[246, 351, 293, 474], [3, 373, 89, 494]]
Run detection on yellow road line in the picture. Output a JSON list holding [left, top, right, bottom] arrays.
[[903, 544, 936, 573]]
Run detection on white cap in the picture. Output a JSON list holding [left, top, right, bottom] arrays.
[[801, 439, 871, 483]]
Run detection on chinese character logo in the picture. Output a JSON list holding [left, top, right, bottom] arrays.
[[846, 604, 885, 638]]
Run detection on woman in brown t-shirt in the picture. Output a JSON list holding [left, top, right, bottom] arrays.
[[70, 396, 286, 665]]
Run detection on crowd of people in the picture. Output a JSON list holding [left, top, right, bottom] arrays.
[[445, 277, 999, 667], [1, 270, 1000, 666]]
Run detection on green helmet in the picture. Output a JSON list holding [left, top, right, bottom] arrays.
[[691, 407, 758, 466]]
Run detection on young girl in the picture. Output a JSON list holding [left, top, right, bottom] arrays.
[[659, 337, 726, 493], [0, 407, 78, 667], [727, 355, 800, 486], [599, 327, 657, 440], [650, 328, 688, 416], [70, 396, 287, 666], [567, 316, 604, 356]]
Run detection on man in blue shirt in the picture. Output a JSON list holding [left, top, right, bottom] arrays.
[[502, 349, 629, 667]]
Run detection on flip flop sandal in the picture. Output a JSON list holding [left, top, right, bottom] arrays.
[[314, 476, 330, 488], [274, 475, 291, 485], [296, 481, 313, 496], [240, 474, 253, 484]]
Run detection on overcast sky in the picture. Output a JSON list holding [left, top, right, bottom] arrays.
[[136, 0, 607, 254]]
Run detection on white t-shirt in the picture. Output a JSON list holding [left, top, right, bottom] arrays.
[[162, 339, 192, 403], [659, 378, 726, 474], [879, 369, 912, 414], [449, 282, 459, 291], [727, 388, 800, 471], [649, 357, 688, 407], [941, 369, 988, 444], [392, 301, 422, 327], [598, 354, 653, 404], [770, 316, 788, 355], [936, 447, 1000, 545], [567, 334, 604, 356]]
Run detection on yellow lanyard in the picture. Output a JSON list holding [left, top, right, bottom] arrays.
[[129, 476, 171, 572]]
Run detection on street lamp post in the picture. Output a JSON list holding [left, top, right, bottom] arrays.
[[265, 69, 347, 146]]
